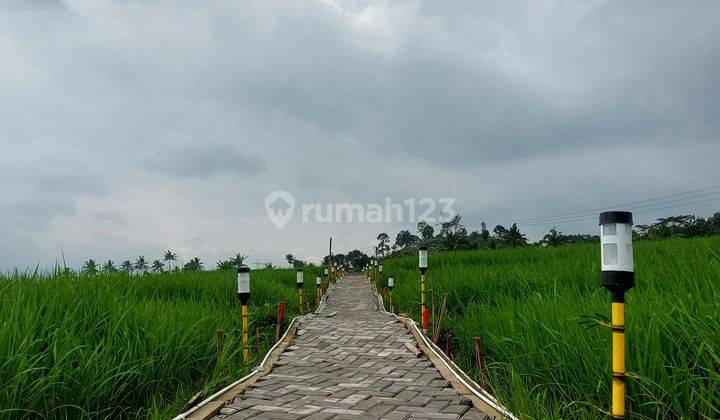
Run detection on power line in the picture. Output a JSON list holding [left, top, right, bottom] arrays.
[[483, 184, 720, 226], [512, 195, 720, 227]]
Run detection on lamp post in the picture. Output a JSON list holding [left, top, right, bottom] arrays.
[[316, 276, 322, 306], [237, 267, 251, 362], [296, 268, 304, 312], [419, 246, 428, 332], [387, 275, 394, 313], [600, 211, 635, 419]]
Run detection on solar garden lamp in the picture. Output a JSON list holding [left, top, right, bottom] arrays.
[[387, 275, 394, 313], [236, 267, 251, 362], [600, 211, 635, 419], [316, 276, 322, 305], [418, 246, 429, 332], [296, 269, 304, 313]]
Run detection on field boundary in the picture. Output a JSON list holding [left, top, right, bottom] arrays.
[[173, 283, 334, 420], [370, 277, 518, 420]]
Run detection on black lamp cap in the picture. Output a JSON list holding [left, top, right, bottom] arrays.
[[599, 211, 633, 225], [237, 266, 250, 273], [296, 268, 303, 272], [419, 245, 428, 250]]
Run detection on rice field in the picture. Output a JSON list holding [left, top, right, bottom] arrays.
[[0, 267, 322, 419], [376, 236, 720, 419]]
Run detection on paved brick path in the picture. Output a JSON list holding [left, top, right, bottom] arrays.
[[215, 276, 493, 419]]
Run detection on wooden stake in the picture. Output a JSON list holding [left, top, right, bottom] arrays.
[[444, 333, 453, 358], [432, 293, 447, 344], [215, 329, 223, 361], [473, 336, 488, 388]]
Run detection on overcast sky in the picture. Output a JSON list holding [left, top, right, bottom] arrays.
[[1, 0, 719, 270]]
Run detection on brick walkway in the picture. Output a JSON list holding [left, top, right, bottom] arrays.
[[215, 276, 493, 419]]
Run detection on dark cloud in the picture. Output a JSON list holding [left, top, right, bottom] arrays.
[[145, 144, 266, 178], [1, 0, 719, 269]]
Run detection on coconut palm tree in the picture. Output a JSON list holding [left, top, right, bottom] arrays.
[[231, 253, 249, 268], [121, 260, 133, 274], [102, 260, 117, 273], [82, 259, 98, 275], [135, 256, 149, 274], [183, 257, 203, 271], [163, 250, 177, 271], [216, 259, 234, 270], [151, 260, 164, 273]]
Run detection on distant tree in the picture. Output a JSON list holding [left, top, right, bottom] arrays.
[[506, 223, 528, 247], [216, 259, 235, 270], [441, 231, 470, 250], [395, 230, 420, 249], [634, 214, 720, 240], [163, 250, 177, 271], [439, 215, 465, 237], [286, 253, 305, 268], [101, 260, 117, 273], [480, 222, 490, 240], [541, 227, 564, 247], [134, 256, 149, 273], [377, 232, 390, 257], [417, 221, 434, 240], [264, 262, 275, 269], [121, 260, 133, 274], [183, 257, 204, 271], [346, 250, 370, 270], [151, 260, 164, 273], [82, 259, 99, 275], [231, 253, 249, 268]]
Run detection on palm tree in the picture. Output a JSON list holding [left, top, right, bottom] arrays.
[[121, 260, 133, 274], [135, 256, 149, 274], [541, 227, 564, 247], [231, 253, 249, 268], [82, 259, 98, 275], [151, 260, 164, 273], [163, 250, 177, 271], [183, 257, 203, 271], [102, 260, 117, 273], [216, 260, 235, 270]]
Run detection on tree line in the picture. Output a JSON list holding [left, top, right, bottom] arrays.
[[79, 251, 249, 276], [375, 211, 720, 255]]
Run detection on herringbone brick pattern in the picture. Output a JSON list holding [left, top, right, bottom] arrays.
[[215, 276, 492, 419]]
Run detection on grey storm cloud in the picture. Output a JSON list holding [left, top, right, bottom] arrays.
[[1, 0, 719, 269]]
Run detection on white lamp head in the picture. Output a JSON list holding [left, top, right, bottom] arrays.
[[237, 267, 250, 304], [599, 211, 634, 298], [419, 246, 428, 272], [296, 268, 304, 286]]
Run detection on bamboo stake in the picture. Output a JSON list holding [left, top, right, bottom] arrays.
[[432, 293, 447, 344]]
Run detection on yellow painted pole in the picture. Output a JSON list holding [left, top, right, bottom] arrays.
[[420, 273, 426, 315], [611, 302, 626, 418], [299, 288, 304, 313], [241, 305, 249, 362]]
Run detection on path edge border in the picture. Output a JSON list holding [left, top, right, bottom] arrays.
[[370, 277, 519, 420], [173, 282, 335, 420]]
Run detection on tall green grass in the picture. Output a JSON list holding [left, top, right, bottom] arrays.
[[377, 237, 720, 419], [0, 267, 322, 418]]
